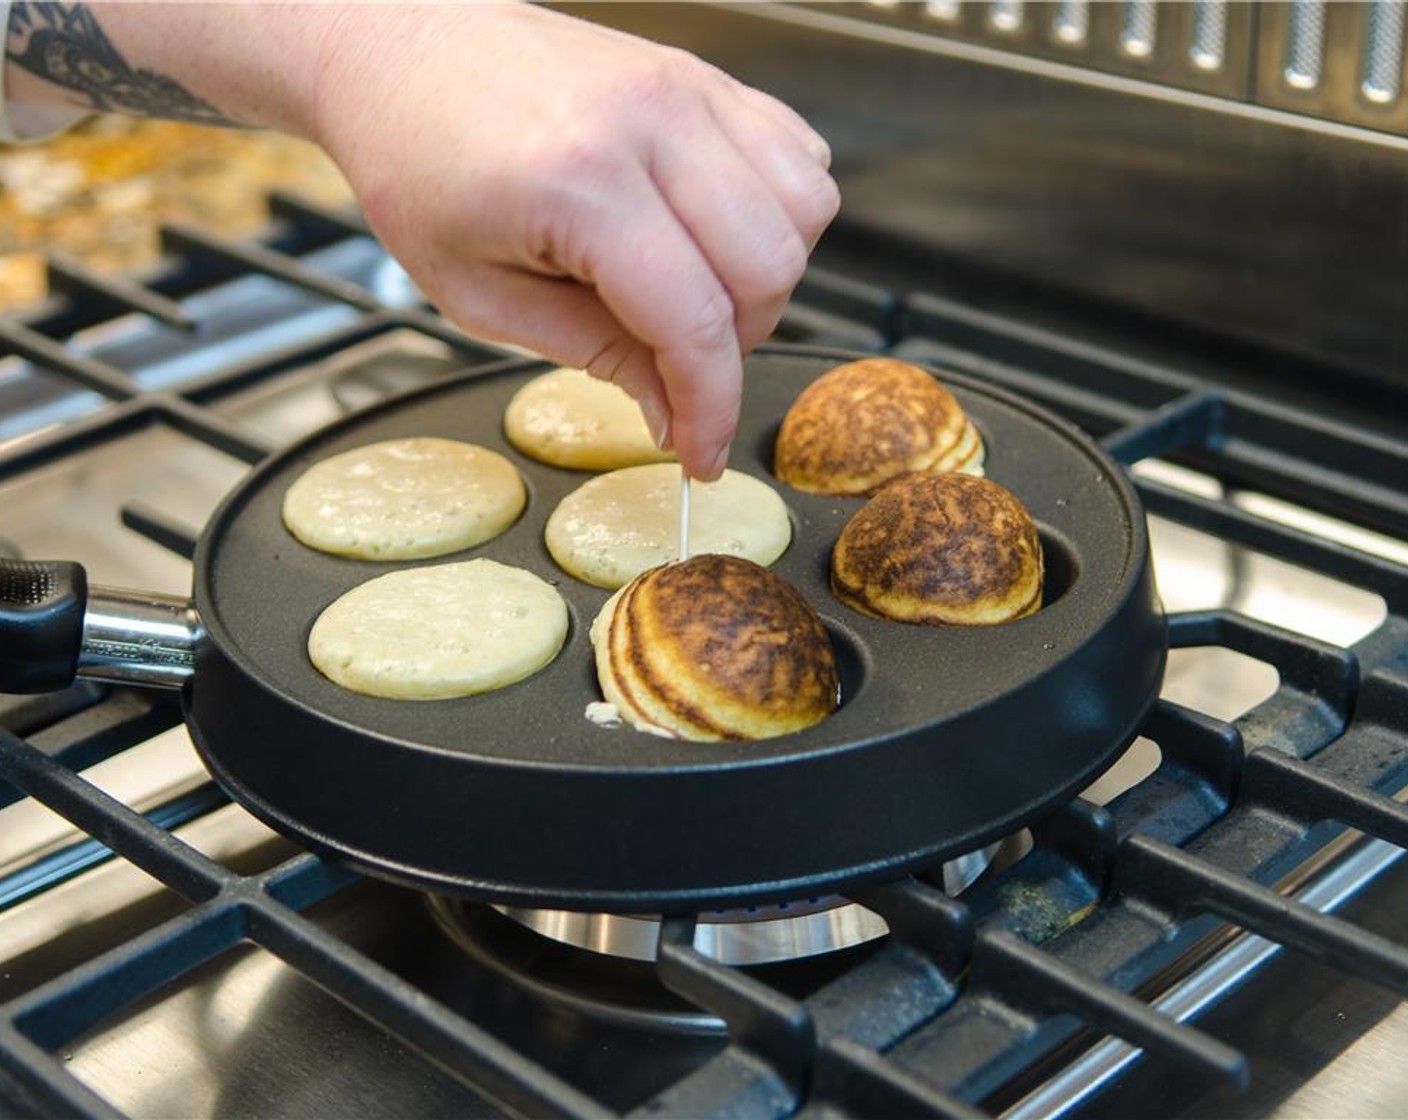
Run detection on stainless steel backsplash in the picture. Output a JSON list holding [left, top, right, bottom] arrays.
[[565, 2, 1408, 393]]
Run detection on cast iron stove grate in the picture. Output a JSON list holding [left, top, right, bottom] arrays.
[[2, 196, 1408, 1119]]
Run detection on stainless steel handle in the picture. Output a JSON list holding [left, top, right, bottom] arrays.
[[80, 586, 203, 689]]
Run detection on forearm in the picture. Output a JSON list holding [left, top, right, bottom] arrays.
[[3, 1, 344, 139]]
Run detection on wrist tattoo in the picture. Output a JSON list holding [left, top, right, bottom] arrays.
[[6, 2, 244, 127]]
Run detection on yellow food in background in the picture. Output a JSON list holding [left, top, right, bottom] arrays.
[[0, 118, 353, 309]]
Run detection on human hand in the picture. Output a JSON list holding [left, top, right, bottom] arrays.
[[307, 5, 839, 479], [3, 3, 837, 477]]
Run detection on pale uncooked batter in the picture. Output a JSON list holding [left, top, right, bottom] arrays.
[[546, 463, 791, 589], [308, 558, 569, 700], [282, 437, 525, 560], [504, 366, 673, 470]]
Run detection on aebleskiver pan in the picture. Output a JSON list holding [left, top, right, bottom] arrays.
[[0, 345, 1166, 912]]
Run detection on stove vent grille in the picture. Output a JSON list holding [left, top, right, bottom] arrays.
[[827, 0, 1408, 136]]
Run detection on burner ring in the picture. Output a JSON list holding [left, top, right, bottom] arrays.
[[490, 843, 999, 965]]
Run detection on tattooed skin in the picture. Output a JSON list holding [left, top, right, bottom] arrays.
[[6, 2, 242, 126]]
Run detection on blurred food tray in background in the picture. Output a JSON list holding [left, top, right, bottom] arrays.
[[0, 117, 353, 308]]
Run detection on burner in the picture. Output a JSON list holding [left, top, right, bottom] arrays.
[[426, 895, 889, 1044], [487, 843, 1000, 965], [424, 895, 880, 1104], [424, 845, 1009, 1058], [428, 898, 726, 1034], [495, 896, 887, 966]]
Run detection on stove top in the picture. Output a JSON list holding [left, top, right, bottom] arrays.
[[3, 192, 1408, 1119]]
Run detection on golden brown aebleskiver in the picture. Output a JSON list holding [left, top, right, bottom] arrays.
[[774, 357, 985, 496], [832, 473, 1043, 625], [590, 554, 840, 741]]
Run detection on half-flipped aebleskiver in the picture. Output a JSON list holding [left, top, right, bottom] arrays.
[[591, 554, 840, 741]]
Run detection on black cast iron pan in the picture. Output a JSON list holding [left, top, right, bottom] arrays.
[[0, 345, 1165, 911]]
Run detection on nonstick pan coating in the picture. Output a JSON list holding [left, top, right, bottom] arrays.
[[188, 345, 1165, 911]]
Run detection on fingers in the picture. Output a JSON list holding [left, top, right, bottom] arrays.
[[430, 263, 695, 472], [425, 149, 746, 479], [646, 122, 807, 362], [730, 82, 833, 170], [687, 53, 832, 169], [647, 73, 837, 355], [579, 331, 673, 452], [639, 79, 838, 364], [714, 85, 840, 252], [576, 188, 744, 481], [391, 34, 839, 483], [441, 113, 831, 477]]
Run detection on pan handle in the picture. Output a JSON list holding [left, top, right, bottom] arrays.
[[0, 558, 201, 694], [1, 559, 88, 693]]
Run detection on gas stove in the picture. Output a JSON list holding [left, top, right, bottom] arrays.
[[4, 130, 1408, 1120]]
